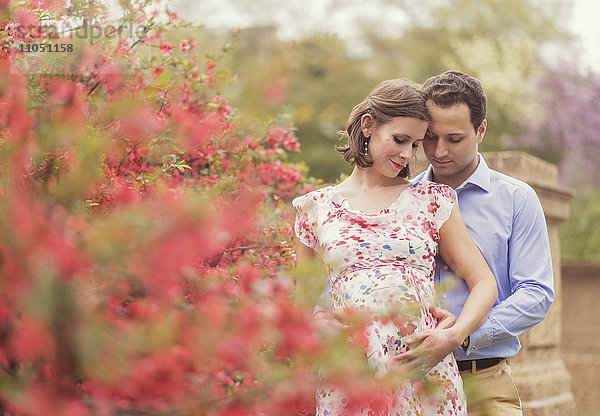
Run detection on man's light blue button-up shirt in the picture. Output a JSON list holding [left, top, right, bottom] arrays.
[[414, 154, 554, 361]]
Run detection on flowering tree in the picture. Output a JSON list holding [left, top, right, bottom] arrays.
[[518, 64, 600, 188], [515, 63, 600, 260], [0, 1, 328, 414], [0, 1, 455, 414]]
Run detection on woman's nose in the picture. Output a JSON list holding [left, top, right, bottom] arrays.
[[399, 145, 414, 160]]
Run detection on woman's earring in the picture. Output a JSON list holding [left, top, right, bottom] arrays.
[[364, 138, 369, 156]]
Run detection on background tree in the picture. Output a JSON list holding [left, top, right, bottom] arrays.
[[180, 0, 600, 261], [184, 0, 572, 182], [517, 63, 600, 260], [222, 29, 378, 181], [370, 0, 571, 149]]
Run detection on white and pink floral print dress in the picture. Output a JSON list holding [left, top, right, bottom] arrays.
[[293, 180, 467, 416]]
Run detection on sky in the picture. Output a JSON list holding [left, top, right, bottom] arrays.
[[568, 0, 600, 72]]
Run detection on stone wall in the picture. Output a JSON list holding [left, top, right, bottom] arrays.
[[482, 152, 576, 416], [561, 260, 600, 416]]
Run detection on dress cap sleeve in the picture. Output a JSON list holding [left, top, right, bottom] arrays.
[[292, 191, 321, 250], [426, 182, 457, 230]]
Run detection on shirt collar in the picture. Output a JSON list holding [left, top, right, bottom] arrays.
[[421, 153, 491, 193]]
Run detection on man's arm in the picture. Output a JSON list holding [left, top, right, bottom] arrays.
[[466, 187, 554, 353]]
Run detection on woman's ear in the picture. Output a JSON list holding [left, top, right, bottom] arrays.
[[361, 114, 374, 138]]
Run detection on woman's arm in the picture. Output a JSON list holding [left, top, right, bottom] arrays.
[[295, 239, 317, 264], [296, 242, 346, 331], [394, 204, 497, 371]]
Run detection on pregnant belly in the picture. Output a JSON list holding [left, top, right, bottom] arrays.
[[331, 266, 433, 315]]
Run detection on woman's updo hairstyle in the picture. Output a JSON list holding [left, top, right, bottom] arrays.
[[336, 78, 429, 177]]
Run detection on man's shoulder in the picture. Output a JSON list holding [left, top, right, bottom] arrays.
[[485, 168, 543, 215], [487, 168, 537, 196]]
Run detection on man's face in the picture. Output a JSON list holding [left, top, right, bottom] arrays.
[[423, 101, 486, 188]]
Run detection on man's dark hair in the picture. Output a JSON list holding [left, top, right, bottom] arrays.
[[422, 70, 487, 132]]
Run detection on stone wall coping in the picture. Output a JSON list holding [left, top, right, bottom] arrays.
[[561, 260, 600, 275], [482, 151, 574, 195]]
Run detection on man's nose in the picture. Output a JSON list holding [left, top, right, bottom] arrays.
[[434, 141, 449, 158]]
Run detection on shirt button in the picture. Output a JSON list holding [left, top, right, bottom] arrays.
[[443, 265, 449, 270], [441, 294, 448, 299]]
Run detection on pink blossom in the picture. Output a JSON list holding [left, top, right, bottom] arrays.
[[159, 41, 173, 56], [179, 39, 191, 52]]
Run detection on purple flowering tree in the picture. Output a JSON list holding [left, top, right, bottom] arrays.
[[519, 63, 600, 260], [519, 64, 600, 188]]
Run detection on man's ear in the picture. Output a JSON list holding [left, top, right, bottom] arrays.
[[477, 119, 487, 143], [361, 114, 374, 138]]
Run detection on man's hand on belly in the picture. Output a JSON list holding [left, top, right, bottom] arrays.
[[389, 308, 462, 375]]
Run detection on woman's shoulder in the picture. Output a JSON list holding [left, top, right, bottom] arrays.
[[411, 179, 453, 194], [292, 186, 335, 210], [409, 180, 456, 202]]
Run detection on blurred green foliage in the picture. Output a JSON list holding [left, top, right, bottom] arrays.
[[560, 190, 600, 261], [185, 0, 571, 182], [218, 28, 374, 181]]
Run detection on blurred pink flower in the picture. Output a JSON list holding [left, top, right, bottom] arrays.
[[159, 41, 173, 56]]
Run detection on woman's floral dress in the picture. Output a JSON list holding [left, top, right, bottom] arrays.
[[293, 180, 467, 416]]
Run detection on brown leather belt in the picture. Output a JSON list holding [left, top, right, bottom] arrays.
[[457, 357, 505, 372]]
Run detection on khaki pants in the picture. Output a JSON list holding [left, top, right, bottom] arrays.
[[460, 359, 523, 416]]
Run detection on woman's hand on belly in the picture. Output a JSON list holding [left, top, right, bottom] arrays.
[[388, 325, 462, 375], [314, 310, 348, 334], [429, 305, 457, 330]]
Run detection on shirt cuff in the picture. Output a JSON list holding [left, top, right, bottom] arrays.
[[464, 317, 495, 356]]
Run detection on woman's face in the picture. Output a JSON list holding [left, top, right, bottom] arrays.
[[362, 115, 428, 178]]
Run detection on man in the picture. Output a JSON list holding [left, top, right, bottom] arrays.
[[408, 70, 555, 415]]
